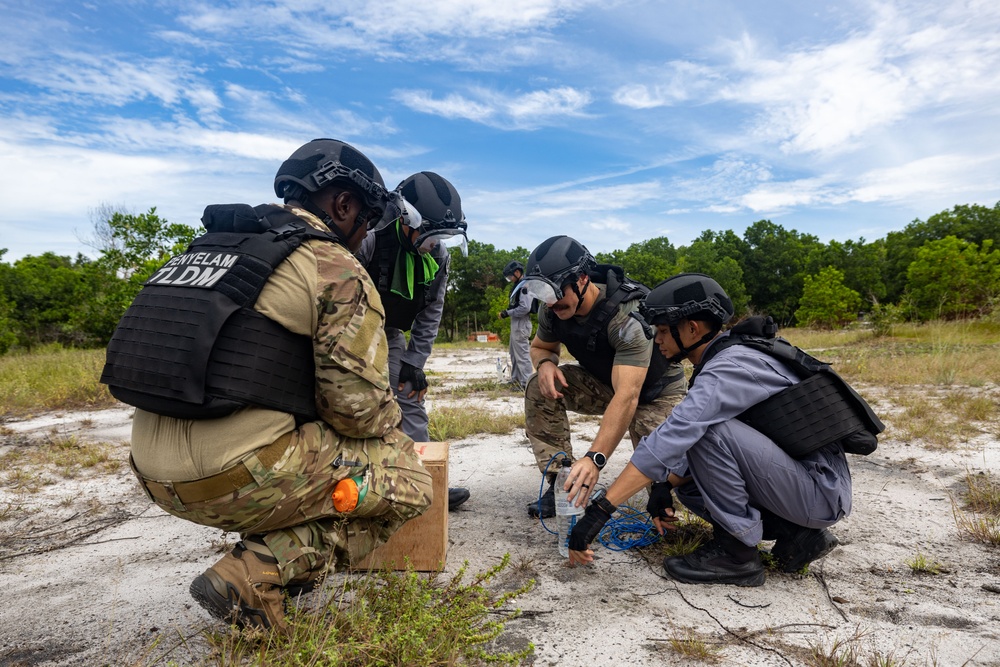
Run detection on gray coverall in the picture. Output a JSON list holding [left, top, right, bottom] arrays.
[[630, 332, 853, 547], [355, 234, 450, 443], [501, 282, 533, 387]]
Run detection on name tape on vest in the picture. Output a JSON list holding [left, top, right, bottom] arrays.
[[146, 251, 238, 288]]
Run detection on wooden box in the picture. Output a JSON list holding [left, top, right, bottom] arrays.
[[355, 441, 448, 571]]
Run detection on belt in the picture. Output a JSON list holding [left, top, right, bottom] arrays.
[[139, 433, 292, 505]]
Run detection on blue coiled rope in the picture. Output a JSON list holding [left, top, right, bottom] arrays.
[[536, 453, 661, 550]]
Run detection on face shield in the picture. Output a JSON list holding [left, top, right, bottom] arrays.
[[519, 277, 566, 306], [413, 228, 468, 257]]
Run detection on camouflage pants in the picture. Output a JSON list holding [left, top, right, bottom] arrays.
[[141, 422, 433, 586], [524, 364, 687, 473]]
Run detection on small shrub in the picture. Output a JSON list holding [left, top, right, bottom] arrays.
[[904, 552, 944, 575], [192, 555, 535, 667]]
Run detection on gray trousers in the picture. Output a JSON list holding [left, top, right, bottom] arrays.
[[674, 419, 852, 548], [508, 315, 533, 386], [386, 330, 429, 442]]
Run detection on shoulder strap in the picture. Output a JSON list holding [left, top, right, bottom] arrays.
[[583, 266, 647, 352]]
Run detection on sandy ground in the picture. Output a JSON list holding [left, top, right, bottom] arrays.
[[1, 345, 999, 667]]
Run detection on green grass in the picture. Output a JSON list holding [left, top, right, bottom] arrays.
[[954, 469, 1000, 546], [0, 346, 116, 417], [0, 434, 123, 490], [169, 555, 535, 667], [428, 406, 525, 441], [781, 320, 1000, 387], [662, 630, 722, 663], [904, 552, 945, 575]]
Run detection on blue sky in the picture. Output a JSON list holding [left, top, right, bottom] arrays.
[[2, 0, 999, 262]]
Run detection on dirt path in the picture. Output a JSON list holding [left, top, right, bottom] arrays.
[[1, 347, 999, 666]]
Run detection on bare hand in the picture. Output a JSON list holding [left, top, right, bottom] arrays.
[[565, 456, 600, 507], [568, 547, 594, 566], [537, 362, 567, 399], [652, 508, 679, 535]]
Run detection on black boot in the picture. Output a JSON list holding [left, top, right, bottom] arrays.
[[771, 526, 839, 573], [664, 529, 765, 587], [448, 487, 471, 511], [759, 508, 839, 573], [527, 476, 556, 519]]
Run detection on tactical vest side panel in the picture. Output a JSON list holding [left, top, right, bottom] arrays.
[[691, 317, 884, 456]]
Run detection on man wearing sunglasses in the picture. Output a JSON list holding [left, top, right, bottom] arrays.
[[520, 235, 687, 519], [355, 171, 471, 511], [103, 139, 434, 630]]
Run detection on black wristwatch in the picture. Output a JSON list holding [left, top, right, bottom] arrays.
[[584, 451, 607, 470]]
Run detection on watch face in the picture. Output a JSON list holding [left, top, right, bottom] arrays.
[[587, 452, 607, 469]]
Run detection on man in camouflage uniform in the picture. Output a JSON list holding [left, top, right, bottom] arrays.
[[101, 139, 433, 630], [519, 236, 687, 518]]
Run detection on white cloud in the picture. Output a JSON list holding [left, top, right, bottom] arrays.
[[6, 51, 222, 120], [181, 0, 598, 43], [394, 86, 591, 129], [612, 61, 720, 109], [848, 153, 1000, 203]]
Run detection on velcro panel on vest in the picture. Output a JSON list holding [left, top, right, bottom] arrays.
[[737, 372, 866, 459], [102, 286, 237, 404], [207, 309, 318, 420]]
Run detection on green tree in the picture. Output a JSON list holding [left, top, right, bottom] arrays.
[[805, 238, 886, 305], [595, 237, 677, 287], [905, 236, 1000, 320], [4, 252, 100, 349], [444, 241, 528, 341], [741, 220, 821, 325], [0, 249, 18, 353], [81, 207, 199, 341], [884, 201, 1000, 302], [794, 267, 863, 329], [675, 239, 750, 318]]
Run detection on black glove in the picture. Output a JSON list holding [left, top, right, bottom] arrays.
[[568, 496, 616, 551], [499, 310, 509, 318], [646, 481, 674, 520], [398, 362, 428, 392]]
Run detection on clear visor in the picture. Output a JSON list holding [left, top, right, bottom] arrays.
[[376, 194, 424, 231], [415, 229, 468, 257], [519, 278, 563, 306]]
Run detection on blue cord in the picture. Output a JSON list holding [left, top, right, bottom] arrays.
[[597, 505, 661, 551], [537, 452, 567, 536], [534, 455, 661, 549]]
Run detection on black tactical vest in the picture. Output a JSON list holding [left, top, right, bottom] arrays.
[[544, 265, 681, 404], [692, 316, 884, 457], [100, 204, 339, 422], [361, 223, 441, 331]]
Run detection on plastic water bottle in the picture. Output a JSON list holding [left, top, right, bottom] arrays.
[[554, 460, 584, 557], [496, 356, 505, 383]]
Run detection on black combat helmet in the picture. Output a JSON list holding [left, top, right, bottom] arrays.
[[274, 138, 391, 217], [502, 260, 524, 278], [397, 171, 469, 256], [641, 273, 734, 328], [641, 273, 734, 363], [521, 236, 595, 305]]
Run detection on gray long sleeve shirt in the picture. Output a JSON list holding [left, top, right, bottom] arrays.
[[630, 331, 801, 482], [503, 283, 532, 320]]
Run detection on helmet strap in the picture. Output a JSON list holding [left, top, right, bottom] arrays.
[[570, 275, 587, 315], [295, 196, 351, 246], [666, 322, 717, 363]]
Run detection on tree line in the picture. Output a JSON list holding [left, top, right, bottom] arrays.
[[1, 202, 998, 355]]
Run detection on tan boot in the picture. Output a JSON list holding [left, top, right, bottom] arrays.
[[189, 542, 286, 630]]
